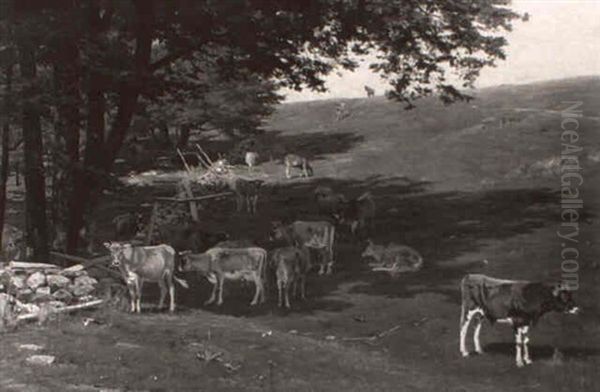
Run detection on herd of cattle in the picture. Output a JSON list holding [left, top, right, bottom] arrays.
[[103, 168, 580, 368]]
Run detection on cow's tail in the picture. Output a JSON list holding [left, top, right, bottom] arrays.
[[173, 276, 189, 289]]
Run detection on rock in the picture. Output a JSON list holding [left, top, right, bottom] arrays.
[[25, 355, 55, 366], [70, 284, 95, 297], [15, 301, 40, 315], [74, 275, 98, 287], [46, 274, 71, 290], [26, 272, 46, 290], [16, 289, 34, 303], [9, 274, 26, 291], [61, 264, 85, 278], [52, 288, 74, 303], [32, 291, 53, 304], [36, 286, 51, 296], [18, 344, 44, 351], [46, 300, 66, 309]]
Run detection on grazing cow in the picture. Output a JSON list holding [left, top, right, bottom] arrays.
[[284, 154, 313, 179], [459, 274, 579, 367], [179, 247, 267, 306], [245, 151, 259, 172], [361, 240, 423, 274], [104, 242, 189, 313], [113, 212, 144, 241], [270, 246, 311, 308], [224, 176, 263, 214], [334, 192, 376, 236], [314, 186, 346, 215], [271, 221, 335, 274], [364, 85, 375, 98]]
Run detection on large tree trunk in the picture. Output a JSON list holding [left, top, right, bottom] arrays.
[[0, 65, 12, 248], [19, 42, 49, 261]]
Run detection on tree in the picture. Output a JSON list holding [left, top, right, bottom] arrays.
[[0, 0, 521, 254]]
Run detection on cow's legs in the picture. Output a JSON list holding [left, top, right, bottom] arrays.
[[205, 278, 218, 305], [136, 279, 144, 313], [216, 276, 225, 306], [460, 308, 479, 357], [473, 315, 484, 354], [277, 277, 284, 307], [299, 276, 306, 300], [167, 276, 176, 312], [522, 326, 532, 365], [236, 195, 244, 213], [515, 327, 525, 367], [157, 277, 167, 310], [284, 281, 291, 308], [251, 275, 264, 306], [127, 283, 136, 313], [285, 165, 291, 179]]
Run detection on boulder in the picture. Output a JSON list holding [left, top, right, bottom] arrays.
[[52, 288, 74, 303], [70, 284, 95, 297], [26, 272, 46, 290], [46, 274, 71, 290], [25, 355, 55, 366], [74, 275, 98, 287], [60, 264, 86, 278], [9, 274, 26, 291], [16, 289, 34, 303]]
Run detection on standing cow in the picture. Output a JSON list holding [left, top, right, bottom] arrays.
[[459, 274, 579, 367], [104, 242, 188, 313], [364, 85, 375, 98], [284, 154, 313, 179], [334, 191, 376, 236], [179, 247, 267, 306], [270, 246, 311, 308], [271, 221, 335, 275]]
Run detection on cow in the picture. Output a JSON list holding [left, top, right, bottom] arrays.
[[284, 154, 313, 179], [334, 191, 376, 236], [113, 212, 144, 241], [224, 176, 263, 215], [104, 242, 189, 313], [271, 221, 335, 275], [245, 151, 259, 173], [314, 186, 346, 216], [270, 246, 311, 309], [335, 102, 350, 121], [179, 247, 267, 306], [459, 274, 579, 367], [361, 240, 423, 274], [364, 85, 375, 98], [160, 223, 229, 254]]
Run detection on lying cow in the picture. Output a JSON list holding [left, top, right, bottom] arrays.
[[334, 191, 376, 236], [361, 240, 423, 274], [104, 242, 189, 313], [460, 274, 579, 367], [270, 246, 311, 308], [271, 221, 335, 274], [179, 247, 267, 306], [284, 154, 313, 179]]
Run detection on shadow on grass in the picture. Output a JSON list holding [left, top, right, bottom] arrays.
[[483, 342, 600, 360]]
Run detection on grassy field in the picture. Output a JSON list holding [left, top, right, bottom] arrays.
[[1, 77, 600, 391]]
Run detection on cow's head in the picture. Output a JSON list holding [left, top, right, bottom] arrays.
[[269, 221, 285, 242], [551, 283, 580, 314], [304, 228, 327, 249], [103, 242, 131, 267], [177, 250, 193, 272]]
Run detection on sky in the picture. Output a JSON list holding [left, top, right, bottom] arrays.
[[283, 0, 600, 102]]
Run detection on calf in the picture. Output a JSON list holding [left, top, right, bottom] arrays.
[[361, 240, 423, 274], [335, 192, 376, 236], [270, 246, 311, 308], [459, 274, 579, 367], [364, 85, 375, 98], [104, 242, 188, 313], [271, 221, 335, 274], [179, 247, 267, 306], [284, 154, 313, 179]]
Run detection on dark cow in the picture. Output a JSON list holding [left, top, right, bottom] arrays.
[[223, 176, 263, 215], [459, 274, 579, 367], [113, 212, 144, 241], [104, 242, 188, 313], [160, 223, 229, 254], [364, 85, 375, 98], [334, 191, 376, 236]]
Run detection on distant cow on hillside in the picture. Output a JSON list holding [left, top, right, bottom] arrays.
[[459, 274, 579, 367], [284, 154, 313, 179], [245, 151, 259, 172], [364, 85, 375, 98]]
